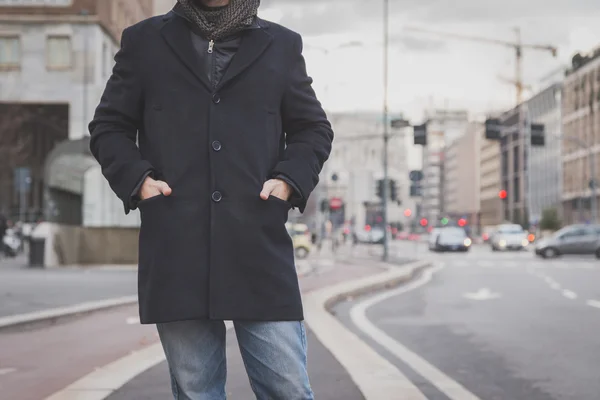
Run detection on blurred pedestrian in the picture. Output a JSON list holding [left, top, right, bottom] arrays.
[[0, 213, 7, 239], [89, 0, 332, 398]]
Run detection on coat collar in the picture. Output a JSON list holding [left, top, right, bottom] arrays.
[[160, 9, 272, 92]]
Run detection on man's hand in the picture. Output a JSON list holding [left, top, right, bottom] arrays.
[[139, 176, 172, 201], [260, 179, 292, 202]]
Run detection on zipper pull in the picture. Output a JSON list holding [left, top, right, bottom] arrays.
[[207, 39, 214, 54]]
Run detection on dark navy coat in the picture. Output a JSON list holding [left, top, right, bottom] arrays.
[[89, 12, 333, 323]]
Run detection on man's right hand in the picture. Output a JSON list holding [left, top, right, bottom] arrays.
[[139, 176, 172, 201]]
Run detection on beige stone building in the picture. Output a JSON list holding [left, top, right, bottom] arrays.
[[443, 123, 481, 228], [562, 48, 600, 224], [0, 0, 153, 223], [479, 129, 503, 228]]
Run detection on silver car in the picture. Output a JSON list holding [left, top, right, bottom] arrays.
[[535, 224, 600, 259], [490, 224, 529, 251]]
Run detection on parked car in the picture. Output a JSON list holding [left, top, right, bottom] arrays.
[[354, 225, 385, 244], [535, 224, 600, 259], [429, 227, 471, 252], [490, 224, 529, 251], [285, 223, 312, 259]]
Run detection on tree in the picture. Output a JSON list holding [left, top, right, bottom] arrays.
[[539, 208, 562, 231]]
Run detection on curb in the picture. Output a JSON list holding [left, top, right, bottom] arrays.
[[0, 296, 138, 331], [304, 259, 431, 400]]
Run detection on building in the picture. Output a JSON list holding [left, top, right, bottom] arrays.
[[421, 109, 470, 225], [562, 47, 600, 224], [319, 112, 417, 233], [443, 122, 481, 230], [527, 83, 563, 224], [479, 131, 503, 228], [0, 0, 153, 224]]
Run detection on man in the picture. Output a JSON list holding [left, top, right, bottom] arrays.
[[89, 0, 333, 399]]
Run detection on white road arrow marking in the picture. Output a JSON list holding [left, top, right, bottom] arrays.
[[0, 368, 16, 376], [586, 300, 600, 309], [462, 288, 501, 301]]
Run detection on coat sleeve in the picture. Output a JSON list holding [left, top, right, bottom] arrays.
[[272, 33, 334, 213], [89, 27, 154, 215]]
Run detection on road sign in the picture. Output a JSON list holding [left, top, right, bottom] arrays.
[[410, 184, 422, 197], [329, 197, 343, 210], [14, 167, 32, 194], [409, 170, 424, 182]]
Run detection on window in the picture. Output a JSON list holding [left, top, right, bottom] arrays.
[[46, 36, 72, 69], [0, 36, 20, 69]]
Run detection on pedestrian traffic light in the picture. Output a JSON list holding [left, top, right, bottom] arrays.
[[485, 118, 502, 140], [458, 218, 467, 227], [499, 190, 507, 200], [413, 123, 427, 146], [376, 179, 384, 199], [530, 123, 545, 146], [389, 179, 398, 201], [420, 218, 428, 227]]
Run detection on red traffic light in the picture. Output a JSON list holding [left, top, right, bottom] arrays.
[[420, 218, 428, 227], [404, 209, 412, 217], [458, 218, 467, 227], [499, 190, 507, 199]]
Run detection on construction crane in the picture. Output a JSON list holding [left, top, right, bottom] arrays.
[[403, 26, 558, 105]]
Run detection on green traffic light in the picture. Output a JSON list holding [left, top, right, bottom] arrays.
[[441, 217, 449, 225]]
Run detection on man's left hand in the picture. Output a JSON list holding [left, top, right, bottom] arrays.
[[260, 179, 292, 202]]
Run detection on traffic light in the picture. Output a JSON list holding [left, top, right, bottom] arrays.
[[530, 123, 545, 146], [499, 190, 507, 200], [404, 209, 412, 217], [413, 123, 427, 146], [389, 179, 398, 201], [420, 218, 428, 227], [441, 217, 449, 225], [485, 118, 502, 140], [458, 218, 467, 227], [376, 179, 384, 199]]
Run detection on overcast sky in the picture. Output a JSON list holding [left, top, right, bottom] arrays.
[[258, 0, 600, 121]]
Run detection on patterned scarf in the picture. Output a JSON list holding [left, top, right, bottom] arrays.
[[176, 0, 260, 40]]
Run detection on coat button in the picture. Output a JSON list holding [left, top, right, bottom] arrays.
[[212, 94, 221, 104], [212, 141, 222, 151], [212, 191, 222, 202]]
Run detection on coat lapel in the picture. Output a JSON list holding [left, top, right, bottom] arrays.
[[160, 14, 212, 91], [217, 27, 273, 90]]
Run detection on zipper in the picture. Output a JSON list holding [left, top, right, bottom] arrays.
[[207, 39, 214, 54]]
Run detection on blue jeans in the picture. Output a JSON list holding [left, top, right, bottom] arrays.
[[157, 320, 314, 400]]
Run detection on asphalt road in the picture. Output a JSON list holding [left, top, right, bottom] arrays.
[[335, 243, 600, 400], [0, 256, 137, 318]]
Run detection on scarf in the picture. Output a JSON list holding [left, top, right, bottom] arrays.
[[176, 0, 260, 40]]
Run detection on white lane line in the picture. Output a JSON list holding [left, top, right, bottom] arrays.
[[549, 282, 561, 290], [350, 264, 481, 400], [587, 300, 600, 309], [45, 322, 234, 400], [562, 290, 578, 300], [0, 368, 17, 376]]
